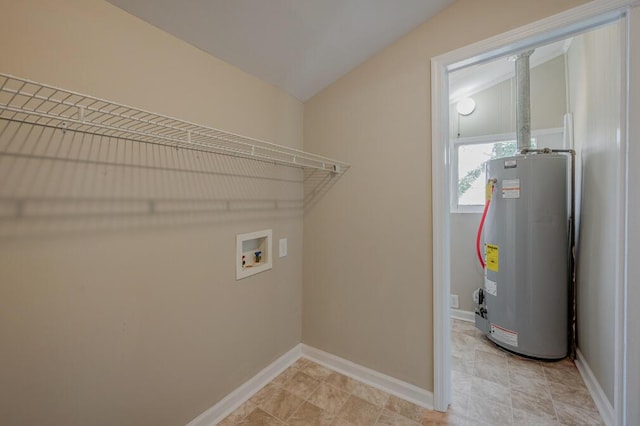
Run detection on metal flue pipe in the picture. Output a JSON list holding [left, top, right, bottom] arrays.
[[515, 50, 534, 152]]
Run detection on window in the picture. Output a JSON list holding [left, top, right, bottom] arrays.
[[450, 129, 565, 212], [451, 136, 535, 212]]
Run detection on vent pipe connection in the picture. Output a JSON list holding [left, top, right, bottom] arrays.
[[515, 50, 534, 153]]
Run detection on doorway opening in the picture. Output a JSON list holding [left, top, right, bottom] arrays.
[[431, 2, 633, 425]]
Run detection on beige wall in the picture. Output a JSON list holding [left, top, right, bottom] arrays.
[[0, 1, 303, 425], [303, 0, 589, 391], [568, 20, 622, 406], [450, 213, 482, 312]]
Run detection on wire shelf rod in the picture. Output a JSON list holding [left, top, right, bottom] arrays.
[[0, 73, 350, 173], [0, 98, 322, 161], [0, 115, 333, 172], [0, 112, 334, 171]]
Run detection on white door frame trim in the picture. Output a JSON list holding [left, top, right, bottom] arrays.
[[431, 1, 637, 423]]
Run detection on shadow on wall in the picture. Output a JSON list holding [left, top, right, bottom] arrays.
[[0, 120, 342, 238], [303, 167, 343, 212]]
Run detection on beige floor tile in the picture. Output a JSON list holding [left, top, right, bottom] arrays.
[[272, 366, 299, 386], [290, 357, 313, 370], [260, 387, 305, 422], [302, 363, 334, 381], [384, 395, 424, 423], [468, 395, 513, 426], [548, 381, 597, 412], [553, 400, 604, 426], [475, 335, 509, 357], [451, 321, 477, 338], [376, 408, 421, 425], [282, 371, 320, 399], [513, 408, 561, 426], [507, 355, 545, 380], [451, 389, 470, 411], [216, 416, 235, 426], [250, 383, 282, 407], [351, 381, 390, 407], [324, 371, 360, 393], [421, 409, 449, 424], [451, 354, 475, 375], [217, 401, 256, 425], [451, 370, 472, 395], [543, 363, 586, 388], [545, 357, 577, 370], [307, 382, 350, 414], [236, 408, 286, 426], [511, 388, 556, 420], [219, 321, 603, 425], [333, 395, 382, 426], [425, 404, 473, 426], [473, 358, 510, 386], [448, 320, 601, 425], [476, 349, 509, 369], [509, 369, 552, 400], [451, 334, 477, 360], [288, 401, 335, 426], [470, 375, 511, 407]]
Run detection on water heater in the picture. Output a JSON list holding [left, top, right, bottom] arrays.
[[475, 152, 570, 359]]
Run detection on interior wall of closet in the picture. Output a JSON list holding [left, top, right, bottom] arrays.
[[0, 0, 320, 424]]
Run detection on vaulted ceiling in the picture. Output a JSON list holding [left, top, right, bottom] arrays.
[[106, 0, 456, 101]]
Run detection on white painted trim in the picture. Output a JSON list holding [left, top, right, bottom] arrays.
[[431, 0, 637, 422], [432, 55, 452, 413], [576, 349, 615, 426], [438, 0, 636, 73], [616, 11, 633, 426], [300, 344, 434, 410], [623, 8, 640, 425], [186, 344, 302, 426], [450, 127, 564, 147], [450, 309, 475, 323], [562, 37, 574, 54]]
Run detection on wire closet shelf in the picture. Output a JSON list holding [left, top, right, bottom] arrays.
[[0, 73, 350, 173]]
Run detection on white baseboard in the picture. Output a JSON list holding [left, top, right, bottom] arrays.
[[450, 308, 475, 323], [187, 344, 302, 426], [575, 349, 614, 426], [188, 343, 434, 425], [300, 344, 433, 410]]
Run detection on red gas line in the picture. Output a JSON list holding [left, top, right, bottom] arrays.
[[476, 182, 496, 269]]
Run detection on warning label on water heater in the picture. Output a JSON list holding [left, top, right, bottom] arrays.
[[491, 323, 518, 347], [485, 244, 499, 272], [502, 179, 520, 198], [484, 278, 497, 296]]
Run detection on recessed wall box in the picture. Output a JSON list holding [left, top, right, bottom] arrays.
[[236, 229, 272, 280]]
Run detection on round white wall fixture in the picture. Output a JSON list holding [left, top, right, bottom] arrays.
[[456, 97, 476, 116]]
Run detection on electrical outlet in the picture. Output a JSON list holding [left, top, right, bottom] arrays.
[[450, 294, 459, 309], [279, 238, 287, 257]]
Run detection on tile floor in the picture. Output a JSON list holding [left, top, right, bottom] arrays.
[[449, 318, 603, 426], [217, 319, 603, 425]]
